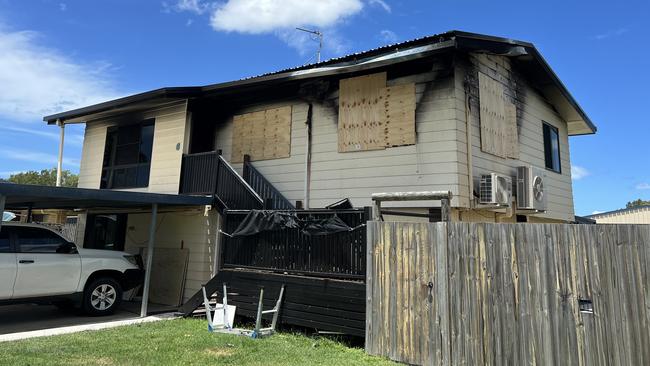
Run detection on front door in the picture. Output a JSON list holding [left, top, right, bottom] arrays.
[[13, 226, 81, 298], [0, 228, 17, 299]]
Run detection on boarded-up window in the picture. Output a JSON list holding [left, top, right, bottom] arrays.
[[338, 72, 416, 152], [382, 83, 416, 147], [478, 72, 519, 159], [231, 106, 292, 163]]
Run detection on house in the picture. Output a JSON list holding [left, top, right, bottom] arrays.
[[588, 206, 650, 224], [36, 30, 596, 333]]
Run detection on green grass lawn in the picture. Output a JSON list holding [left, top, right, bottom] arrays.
[[0, 318, 397, 366]]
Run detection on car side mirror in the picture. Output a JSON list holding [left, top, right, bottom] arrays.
[[57, 242, 78, 254]]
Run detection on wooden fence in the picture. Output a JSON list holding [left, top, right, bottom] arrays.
[[366, 221, 650, 365]]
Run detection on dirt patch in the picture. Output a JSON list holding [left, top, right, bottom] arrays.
[[204, 347, 235, 358]]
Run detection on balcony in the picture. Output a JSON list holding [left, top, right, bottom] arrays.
[[179, 151, 263, 210]]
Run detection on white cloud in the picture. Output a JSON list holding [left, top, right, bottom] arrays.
[[591, 210, 604, 215], [368, 0, 391, 13], [167, 0, 390, 56], [163, 0, 211, 14], [595, 28, 628, 40], [0, 148, 79, 168], [0, 125, 83, 147], [636, 182, 650, 190], [571, 165, 589, 180], [0, 26, 119, 122], [209, 0, 363, 34], [380, 29, 398, 43]]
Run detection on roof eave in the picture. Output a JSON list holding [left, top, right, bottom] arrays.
[[43, 87, 203, 124]]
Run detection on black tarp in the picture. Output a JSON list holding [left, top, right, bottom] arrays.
[[230, 210, 300, 237], [229, 210, 356, 237]]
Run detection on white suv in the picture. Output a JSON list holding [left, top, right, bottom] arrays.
[[0, 223, 143, 315]]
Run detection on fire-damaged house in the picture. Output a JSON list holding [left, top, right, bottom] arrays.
[[5, 31, 596, 336]]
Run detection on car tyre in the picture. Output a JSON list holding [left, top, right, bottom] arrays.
[[83, 277, 122, 316]]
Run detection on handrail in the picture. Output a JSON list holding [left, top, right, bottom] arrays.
[[243, 155, 294, 210], [218, 155, 263, 205]]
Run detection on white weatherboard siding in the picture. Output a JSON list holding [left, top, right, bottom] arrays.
[[76, 100, 188, 194], [455, 54, 575, 222], [215, 101, 309, 204], [213, 65, 466, 209], [310, 72, 464, 208], [124, 209, 218, 302]]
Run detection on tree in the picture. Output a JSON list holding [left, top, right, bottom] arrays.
[[626, 199, 650, 209], [6, 168, 78, 187]]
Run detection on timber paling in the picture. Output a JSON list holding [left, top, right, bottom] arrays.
[[366, 221, 650, 366]]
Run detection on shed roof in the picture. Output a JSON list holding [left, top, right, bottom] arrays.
[[43, 30, 596, 135], [0, 183, 212, 210], [587, 205, 650, 219]]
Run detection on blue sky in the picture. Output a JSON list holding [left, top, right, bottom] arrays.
[[0, 0, 648, 215]]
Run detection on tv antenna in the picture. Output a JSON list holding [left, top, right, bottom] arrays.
[[296, 27, 323, 63]]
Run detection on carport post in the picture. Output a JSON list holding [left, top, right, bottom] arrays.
[[140, 203, 158, 317], [55, 119, 65, 187]]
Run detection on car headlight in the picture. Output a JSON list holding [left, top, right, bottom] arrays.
[[123, 255, 141, 268]]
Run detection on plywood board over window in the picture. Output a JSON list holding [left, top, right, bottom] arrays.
[[382, 83, 416, 147], [478, 72, 519, 159], [231, 106, 292, 163], [338, 72, 416, 152]]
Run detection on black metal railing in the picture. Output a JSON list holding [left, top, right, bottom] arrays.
[[180, 151, 219, 195], [221, 208, 372, 279], [242, 155, 295, 210], [180, 151, 263, 210]]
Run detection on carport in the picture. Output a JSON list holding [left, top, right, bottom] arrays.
[[0, 182, 213, 317]]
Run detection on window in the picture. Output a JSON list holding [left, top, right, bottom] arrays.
[[15, 227, 68, 253], [0, 228, 11, 253], [101, 120, 155, 189], [83, 214, 127, 251], [543, 122, 561, 173]]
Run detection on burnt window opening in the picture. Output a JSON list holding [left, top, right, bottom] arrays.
[[543, 122, 561, 173]]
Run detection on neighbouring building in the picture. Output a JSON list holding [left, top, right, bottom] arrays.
[[589, 206, 650, 224]]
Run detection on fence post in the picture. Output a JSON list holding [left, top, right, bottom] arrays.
[[441, 198, 450, 222]]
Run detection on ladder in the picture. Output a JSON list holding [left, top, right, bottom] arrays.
[[202, 283, 231, 332]]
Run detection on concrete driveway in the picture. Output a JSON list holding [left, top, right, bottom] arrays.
[[0, 303, 141, 335]]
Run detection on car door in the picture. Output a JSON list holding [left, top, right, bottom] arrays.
[[0, 227, 17, 300], [13, 226, 82, 298]]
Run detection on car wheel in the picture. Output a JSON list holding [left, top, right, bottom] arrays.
[[83, 277, 123, 316]]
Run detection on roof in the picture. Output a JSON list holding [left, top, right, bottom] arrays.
[[43, 30, 596, 135], [0, 183, 213, 210], [587, 205, 650, 218]]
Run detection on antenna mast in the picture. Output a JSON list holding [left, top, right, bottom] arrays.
[[296, 27, 323, 63]]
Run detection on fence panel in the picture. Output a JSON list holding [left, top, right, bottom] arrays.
[[366, 222, 650, 366], [222, 208, 371, 279]]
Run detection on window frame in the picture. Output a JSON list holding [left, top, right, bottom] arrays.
[[542, 121, 562, 174], [101, 119, 155, 189]]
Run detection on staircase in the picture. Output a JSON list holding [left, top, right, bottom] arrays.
[[179, 151, 293, 211]]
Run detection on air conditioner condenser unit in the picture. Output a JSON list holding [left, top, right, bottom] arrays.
[[516, 166, 547, 211], [479, 173, 512, 206]]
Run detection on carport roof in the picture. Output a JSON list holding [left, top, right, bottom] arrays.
[[0, 183, 213, 210]]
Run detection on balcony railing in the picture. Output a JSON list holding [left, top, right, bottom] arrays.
[[242, 155, 295, 210], [180, 151, 263, 210]]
